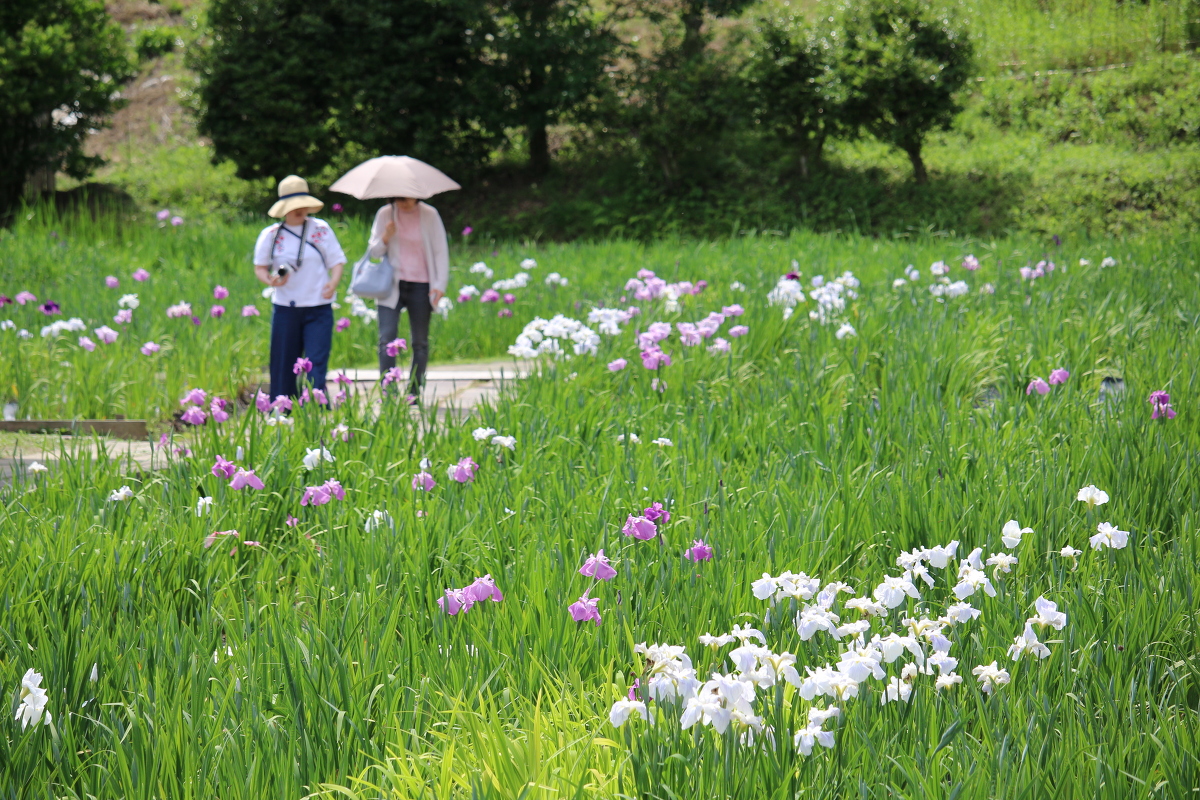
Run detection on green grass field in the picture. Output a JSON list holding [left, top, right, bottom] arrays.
[[3, 218, 1199, 797]]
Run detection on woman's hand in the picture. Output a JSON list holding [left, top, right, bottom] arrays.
[[382, 220, 396, 246], [429, 288, 444, 308], [269, 273, 289, 287], [321, 281, 337, 300]]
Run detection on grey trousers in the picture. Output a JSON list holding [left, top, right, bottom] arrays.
[[377, 281, 432, 395]]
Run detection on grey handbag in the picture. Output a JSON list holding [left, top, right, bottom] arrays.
[[349, 251, 394, 299]]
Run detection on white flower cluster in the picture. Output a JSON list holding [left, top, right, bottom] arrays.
[[808, 272, 859, 325], [40, 317, 86, 338], [118, 293, 140, 309], [544, 272, 569, 287], [587, 306, 638, 336], [347, 293, 378, 323], [364, 509, 393, 532], [493, 272, 530, 291], [610, 486, 1134, 755], [508, 315, 599, 359], [469, 261, 494, 279], [929, 280, 970, 300], [14, 669, 52, 730], [520, 258, 538, 270], [766, 277, 805, 309], [472, 426, 516, 450]]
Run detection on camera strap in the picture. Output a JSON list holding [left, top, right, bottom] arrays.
[[274, 218, 324, 271]]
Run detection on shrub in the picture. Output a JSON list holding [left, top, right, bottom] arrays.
[[832, 0, 974, 183], [134, 26, 180, 61]]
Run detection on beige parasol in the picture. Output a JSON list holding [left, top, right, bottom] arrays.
[[329, 155, 461, 200]]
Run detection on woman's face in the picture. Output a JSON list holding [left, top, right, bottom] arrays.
[[393, 198, 418, 213], [284, 207, 315, 226]]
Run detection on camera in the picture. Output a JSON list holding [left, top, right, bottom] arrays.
[[274, 264, 292, 278]]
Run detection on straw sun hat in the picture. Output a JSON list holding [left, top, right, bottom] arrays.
[[268, 175, 324, 218]]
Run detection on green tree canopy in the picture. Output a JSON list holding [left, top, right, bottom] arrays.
[[489, 0, 616, 175], [193, 0, 501, 185], [833, 0, 974, 184], [0, 0, 132, 220]]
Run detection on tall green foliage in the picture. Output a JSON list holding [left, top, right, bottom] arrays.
[[747, 14, 841, 178], [0, 0, 132, 220], [489, 0, 617, 175], [192, 0, 501, 183], [832, 0, 974, 184]]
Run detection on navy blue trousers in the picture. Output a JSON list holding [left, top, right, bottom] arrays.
[[269, 303, 333, 399]]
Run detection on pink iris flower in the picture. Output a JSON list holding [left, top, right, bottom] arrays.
[[503, 293, 515, 304], [293, 357, 313, 375], [480, 289, 500, 303], [335, 317, 351, 331], [156, 209, 170, 221], [382, 366, 405, 387], [114, 309, 132, 324], [1149, 390, 1177, 420], [271, 395, 293, 413], [15, 291, 37, 305], [210, 397, 229, 423], [386, 338, 407, 357], [171, 216, 184, 226], [498, 308, 513, 317], [728, 325, 749, 338], [78, 336, 96, 352], [412, 471, 436, 491], [462, 226, 473, 236], [105, 276, 119, 288], [255, 390, 271, 413], [212, 456, 237, 479], [242, 305, 260, 317], [1048, 368, 1070, 385], [708, 338, 730, 353], [722, 304, 744, 317], [285, 515, 299, 527], [311, 388, 327, 406], [210, 305, 225, 318], [962, 255, 980, 270], [579, 550, 617, 581], [40, 301, 61, 315], [463, 574, 503, 604], [213, 285, 229, 299], [181, 406, 207, 425], [94, 326, 118, 344], [447, 457, 479, 484], [622, 514, 657, 540], [676, 322, 701, 346], [640, 348, 671, 370], [140, 341, 160, 356], [133, 269, 150, 282], [608, 358, 627, 372], [181, 388, 208, 406], [230, 469, 264, 490], [568, 593, 602, 626], [1026, 378, 1050, 395], [693, 280, 708, 294], [332, 372, 353, 385], [438, 588, 467, 615], [203, 530, 237, 548], [684, 539, 714, 562], [301, 485, 330, 506], [643, 502, 670, 524], [297, 388, 311, 407]]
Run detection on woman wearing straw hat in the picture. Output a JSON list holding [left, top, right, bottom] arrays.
[[253, 175, 347, 401]]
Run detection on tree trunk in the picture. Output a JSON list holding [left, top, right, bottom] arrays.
[[903, 141, 928, 184], [528, 121, 550, 177], [682, 10, 705, 59]]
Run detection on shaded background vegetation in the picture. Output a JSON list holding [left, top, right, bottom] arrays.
[[5, 0, 1200, 239]]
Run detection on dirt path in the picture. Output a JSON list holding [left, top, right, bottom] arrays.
[[1, 360, 532, 485]]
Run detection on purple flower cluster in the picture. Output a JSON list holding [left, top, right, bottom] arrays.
[[301, 479, 345, 506], [180, 388, 230, 425], [1149, 390, 1176, 420], [1019, 260, 1056, 281], [438, 574, 503, 615], [212, 455, 265, 490], [447, 456, 479, 484], [1027, 368, 1069, 396]]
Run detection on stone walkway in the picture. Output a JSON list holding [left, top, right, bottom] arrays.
[[0, 360, 531, 484]]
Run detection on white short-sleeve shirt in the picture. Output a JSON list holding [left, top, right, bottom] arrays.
[[253, 217, 346, 307]]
